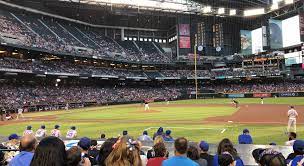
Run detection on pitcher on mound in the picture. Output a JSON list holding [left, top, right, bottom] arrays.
[[144, 101, 150, 111]]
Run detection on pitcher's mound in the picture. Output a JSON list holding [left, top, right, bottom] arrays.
[[131, 110, 162, 114]]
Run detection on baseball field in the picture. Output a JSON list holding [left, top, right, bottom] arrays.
[[1, 97, 304, 145]]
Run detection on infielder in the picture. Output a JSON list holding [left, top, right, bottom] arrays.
[[23, 126, 34, 136], [287, 106, 298, 133], [66, 126, 77, 139], [16, 108, 24, 120], [35, 125, 47, 138], [51, 125, 61, 137], [260, 97, 264, 105], [144, 101, 150, 111]]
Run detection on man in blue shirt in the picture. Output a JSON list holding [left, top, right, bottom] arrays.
[[238, 129, 253, 144], [10, 135, 37, 166], [162, 137, 199, 166]]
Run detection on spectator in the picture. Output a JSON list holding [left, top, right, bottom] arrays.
[[30, 136, 67, 166], [218, 152, 235, 166], [138, 131, 153, 142], [100, 133, 106, 141], [286, 140, 304, 163], [153, 127, 164, 140], [9, 135, 37, 166], [2, 134, 20, 163], [285, 132, 297, 146], [238, 129, 253, 144], [50, 125, 61, 137], [254, 148, 286, 166], [147, 142, 167, 166], [77, 137, 91, 166], [147, 136, 168, 159], [66, 126, 77, 139], [67, 146, 82, 166], [88, 140, 98, 165], [98, 138, 118, 166], [105, 137, 142, 166], [199, 141, 213, 166], [162, 137, 198, 166], [23, 126, 33, 136], [163, 130, 174, 142], [35, 125, 47, 138], [187, 145, 207, 166], [214, 138, 244, 166]]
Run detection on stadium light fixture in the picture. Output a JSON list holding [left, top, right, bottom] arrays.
[[244, 8, 265, 16], [285, 0, 293, 4], [133, 38, 137, 41], [202, 6, 212, 13], [163, 39, 166, 43], [218, 8, 225, 14], [270, 3, 279, 10], [229, 9, 236, 16]]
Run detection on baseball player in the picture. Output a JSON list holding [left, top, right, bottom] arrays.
[[35, 125, 47, 138], [232, 98, 239, 108], [16, 108, 24, 120], [50, 125, 61, 137], [260, 97, 264, 105], [66, 126, 77, 139], [23, 126, 34, 136], [287, 106, 298, 133], [144, 100, 150, 111], [65, 103, 69, 111]]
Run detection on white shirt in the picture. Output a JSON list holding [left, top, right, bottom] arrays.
[[23, 130, 33, 136], [35, 129, 47, 137], [288, 109, 298, 119], [285, 140, 296, 146], [66, 130, 77, 139], [51, 129, 61, 137], [17, 108, 23, 114]]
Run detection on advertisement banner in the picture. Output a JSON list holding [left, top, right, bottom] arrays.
[[278, 92, 299, 97], [179, 24, 190, 36], [240, 30, 252, 55], [179, 36, 191, 48], [300, 12, 304, 42], [253, 93, 271, 98], [228, 94, 245, 98], [269, 19, 283, 49]]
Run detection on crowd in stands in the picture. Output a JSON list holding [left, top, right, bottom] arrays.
[[0, 10, 170, 63], [1, 126, 302, 166]]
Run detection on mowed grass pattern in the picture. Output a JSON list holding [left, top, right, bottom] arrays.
[[1, 97, 304, 145]]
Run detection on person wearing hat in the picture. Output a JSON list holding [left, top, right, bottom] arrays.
[[252, 148, 286, 166], [287, 140, 304, 164], [238, 129, 253, 144], [199, 141, 213, 166], [35, 125, 47, 138], [2, 134, 20, 163], [78, 137, 92, 166], [287, 106, 298, 133], [153, 127, 164, 140], [138, 130, 153, 142], [66, 126, 77, 139], [286, 132, 297, 146], [163, 130, 174, 142], [51, 125, 61, 137], [23, 126, 33, 136]]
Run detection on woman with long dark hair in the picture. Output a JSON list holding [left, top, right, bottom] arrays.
[[30, 136, 67, 166], [98, 138, 118, 166]]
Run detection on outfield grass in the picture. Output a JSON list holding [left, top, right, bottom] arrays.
[[1, 97, 304, 145]]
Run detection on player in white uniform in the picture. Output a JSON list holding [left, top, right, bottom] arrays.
[[260, 98, 264, 105], [50, 125, 61, 137], [287, 106, 298, 132], [144, 101, 150, 111], [35, 125, 47, 138], [16, 108, 24, 120], [66, 126, 77, 139], [23, 126, 34, 136]]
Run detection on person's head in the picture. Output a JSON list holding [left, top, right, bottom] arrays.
[[154, 135, 164, 145], [174, 137, 188, 155], [259, 149, 286, 166], [54, 125, 60, 129], [20, 134, 37, 152], [143, 131, 148, 135], [293, 140, 304, 155], [187, 145, 200, 161], [153, 142, 167, 158], [199, 141, 209, 153], [105, 137, 142, 166], [289, 132, 297, 140], [8, 134, 19, 141], [90, 140, 97, 149], [71, 126, 76, 130], [41, 125, 46, 129], [78, 137, 91, 151], [165, 130, 171, 136], [30, 136, 67, 166], [123, 130, 128, 136], [27, 126, 32, 130], [157, 127, 163, 134], [252, 148, 265, 164], [217, 138, 237, 157], [100, 133, 106, 139], [243, 129, 249, 135], [67, 146, 82, 166], [290, 106, 295, 109], [98, 138, 118, 166], [218, 152, 235, 166]]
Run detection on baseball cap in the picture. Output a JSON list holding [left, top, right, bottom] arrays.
[[269, 142, 277, 146], [123, 130, 128, 136], [199, 141, 209, 151], [252, 148, 265, 162], [8, 134, 20, 140], [293, 140, 304, 152], [143, 131, 148, 135], [27, 126, 32, 130], [243, 129, 249, 134], [41, 125, 45, 129], [78, 137, 91, 150], [71, 126, 76, 130], [55, 125, 60, 129], [165, 130, 171, 136]]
